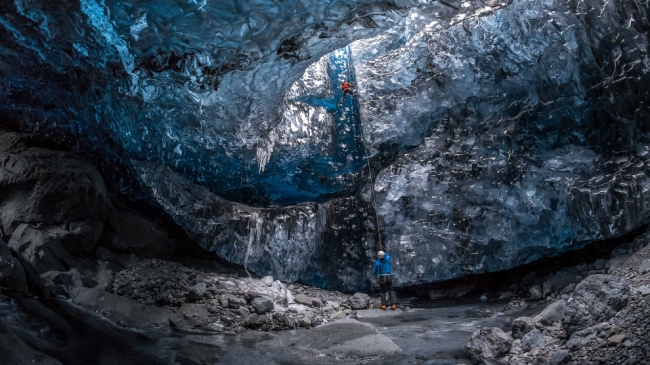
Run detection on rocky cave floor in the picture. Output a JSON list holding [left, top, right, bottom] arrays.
[[2, 223, 650, 364], [466, 230, 650, 365]]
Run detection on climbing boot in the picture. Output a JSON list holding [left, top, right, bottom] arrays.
[[380, 305, 387, 310], [391, 304, 397, 310]]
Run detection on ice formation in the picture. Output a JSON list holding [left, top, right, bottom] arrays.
[[1, 0, 649, 290]]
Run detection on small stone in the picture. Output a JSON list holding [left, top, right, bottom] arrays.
[[247, 315, 265, 329], [329, 311, 346, 320], [543, 281, 552, 298], [512, 317, 535, 339], [349, 293, 370, 309], [550, 349, 571, 365], [155, 293, 168, 305], [637, 285, 650, 296], [480, 295, 488, 302], [530, 285, 543, 300], [498, 291, 513, 300], [145, 295, 154, 305], [608, 334, 626, 343], [298, 316, 311, 328], [295, 294, 316, 307], [522, 329, 546, 352], [225, 294, 242, 309], [188, 282, 206, 302], [509, 339, 522, 355], [237, 306, 251, 317], [260, 275, 274, 287], [250, 297, 274, 314], [532, 356, 551, 365], [218, 294, 229, 307], [465, 327, 513, 359], [639, 259, 650, 274], [593, 259, 606, 270], [326, 300, 340, 309], [561, 283, 576, 294]]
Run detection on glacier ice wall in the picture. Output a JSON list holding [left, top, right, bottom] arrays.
[[133, 160, 375, 290], [1, 0, 650, 289], [352, 0, 650, 284]]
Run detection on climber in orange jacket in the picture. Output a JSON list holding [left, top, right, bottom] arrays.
[[338, 81, 356, 106]]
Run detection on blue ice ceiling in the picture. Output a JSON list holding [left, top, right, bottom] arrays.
[[257, 46, 368, 204], [2, 0, 650, 290]]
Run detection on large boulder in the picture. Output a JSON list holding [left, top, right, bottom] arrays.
[[521, 329, 546, 352], [8, 224, 77, 283], [545, 272, 577, 293], [561, 274, 629, 335], [102, 200, 175, 257], [534, 300, 566, 326], [0, 239, 27, 291], [188, 282, 206, 302], [250, 297, 274, 314], [0, 319, 63, 365], [511, 317, 535, 340], [564, 323, 605, 351], [465, 327, 513, 360], [0, 132, 108, 238]]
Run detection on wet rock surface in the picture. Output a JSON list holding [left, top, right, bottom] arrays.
[[0, 239, 27, 292], [562, 275, 629, 335], [465, 327, 513, 360], [0, 133, 109, 239], [478, 228, 650, 365]]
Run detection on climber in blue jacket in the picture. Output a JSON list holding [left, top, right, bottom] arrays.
[[372, 250, 397, 310]]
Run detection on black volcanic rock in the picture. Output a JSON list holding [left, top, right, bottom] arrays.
[[562, 274, 629, 335]]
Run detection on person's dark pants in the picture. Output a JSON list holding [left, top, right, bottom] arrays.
[[339, 89, 355, 103], [379, 275, 397, 306]]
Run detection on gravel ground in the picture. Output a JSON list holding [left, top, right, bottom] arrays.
[[492, 231, 650, 365]]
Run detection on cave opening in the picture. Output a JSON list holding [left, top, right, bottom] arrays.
[[256, 45, 370, 205]]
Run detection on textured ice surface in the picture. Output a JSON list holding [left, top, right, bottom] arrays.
[[2, 0, 650, 289], [134, 160, 374, 291], [352, 0, 650, 285], [0, 0, 509, 203]]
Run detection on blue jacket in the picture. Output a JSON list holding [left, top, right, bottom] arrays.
[[372, 254, 392, 276]]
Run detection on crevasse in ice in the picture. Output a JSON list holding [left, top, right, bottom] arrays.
[[1, 0, 649, 290]]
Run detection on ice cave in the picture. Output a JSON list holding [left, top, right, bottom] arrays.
[[1, 0, 650, 364]]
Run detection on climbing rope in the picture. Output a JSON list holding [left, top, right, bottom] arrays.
[[359, 127, 384, 252], [343, 46, 384, 252]]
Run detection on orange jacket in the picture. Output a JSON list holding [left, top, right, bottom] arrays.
[[341, 82, 353, 91]]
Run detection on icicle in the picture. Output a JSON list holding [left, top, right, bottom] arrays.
[[244, 211, 263, 278], [256, 130, 277, 173]]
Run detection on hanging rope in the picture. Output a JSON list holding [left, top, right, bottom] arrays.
[[360, 128, 384, 251], [344, 46, 384, 252]]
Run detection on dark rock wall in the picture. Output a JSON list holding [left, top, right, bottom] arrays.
[[0, 131, 179, 294]]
